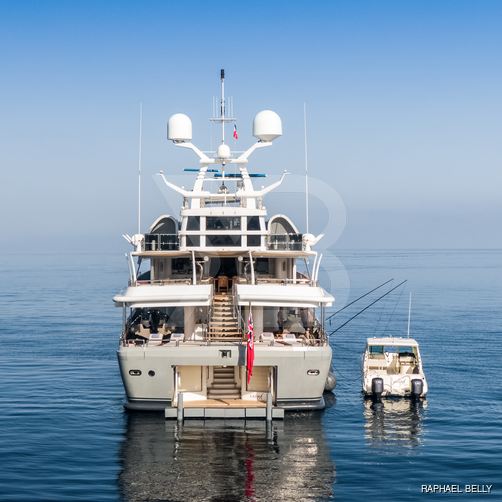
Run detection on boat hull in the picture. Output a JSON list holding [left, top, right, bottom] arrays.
[[117, 343, 332, 411]]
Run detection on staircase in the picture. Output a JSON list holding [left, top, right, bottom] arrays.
[[208, 293, 242, 340], [207, 366, 241, 400]]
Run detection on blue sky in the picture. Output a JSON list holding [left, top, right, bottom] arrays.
[[1, 0, 501, 251]]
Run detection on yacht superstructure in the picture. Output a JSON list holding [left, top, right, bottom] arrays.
[[114, 71, 334, 417]]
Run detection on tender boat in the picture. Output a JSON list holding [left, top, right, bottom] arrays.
[[362, 337, 428, 399], [113, 70, 335, 419]]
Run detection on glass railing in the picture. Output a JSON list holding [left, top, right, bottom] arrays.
[[267, 233, 304, 251], [143, 233, 179, 251]]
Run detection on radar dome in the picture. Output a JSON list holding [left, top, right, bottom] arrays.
[[217, 143, 231, 159], [253, 110, 282, 142], [167, 113, 192, 142]]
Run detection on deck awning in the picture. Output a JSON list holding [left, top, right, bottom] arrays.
[[235, 284, 334, 308], [113, 284, 212, 308]]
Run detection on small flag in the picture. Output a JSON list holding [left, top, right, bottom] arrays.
[[233, 124, 238, 140], [246, 310, 254, 385]]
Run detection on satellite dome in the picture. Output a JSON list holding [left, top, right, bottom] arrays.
[[253, 110, 282, 142], [217, 143, 231, 159], [167, 113, 192, 142]]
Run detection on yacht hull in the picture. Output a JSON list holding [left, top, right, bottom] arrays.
[[117, 343, 332, 412]]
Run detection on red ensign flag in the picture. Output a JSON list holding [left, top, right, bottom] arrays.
[[246, 311, 254, 384], [233, 124, 238, 140]]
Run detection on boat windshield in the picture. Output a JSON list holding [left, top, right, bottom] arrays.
[[369, 345, 417, 357]]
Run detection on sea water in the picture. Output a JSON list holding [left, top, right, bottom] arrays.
[[0, 250, 500, 501]]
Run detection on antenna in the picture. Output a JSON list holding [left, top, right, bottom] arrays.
[[137, 102, 143, 234], [209, 69, 235, 150], [407, 292, 412, 337], [220, 68, 225, 143], [304, 102, 309, 234]]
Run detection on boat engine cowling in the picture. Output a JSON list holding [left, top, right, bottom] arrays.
[[411, 378, 423, 399], [371, 377, 384, 400]]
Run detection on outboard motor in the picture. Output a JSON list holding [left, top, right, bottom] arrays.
[[371, 377, 384, 400], [411, 378, 423, 399], [324, 372, 337, 392]]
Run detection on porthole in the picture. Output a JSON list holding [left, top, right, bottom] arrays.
[[307, 369, 320, 376], [129, 369, 142, 376], [148, 370, 156, 377]]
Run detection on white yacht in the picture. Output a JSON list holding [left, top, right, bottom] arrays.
[[362, 337, 428, 399], [113, 70, 335, 418]]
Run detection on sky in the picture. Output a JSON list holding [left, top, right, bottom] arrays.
[[0, 0, 501, 252]]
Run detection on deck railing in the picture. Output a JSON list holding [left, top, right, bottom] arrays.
[[267, 233, 304, 251], [143, 233, 179, 251]]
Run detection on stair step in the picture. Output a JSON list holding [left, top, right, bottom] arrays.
[[213, 369, 235, 374], [209, 337, 244, 341], [212, 376, 235, 383], [209, 333, 241, 337], [210, 383, 238, 390], [208, 389, 240, 394]]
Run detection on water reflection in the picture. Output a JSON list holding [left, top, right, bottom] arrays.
[[119, 411, 336, 501], [363, 398, 427, 449]]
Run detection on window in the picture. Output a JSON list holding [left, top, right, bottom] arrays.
[[247, 235, 261, 247], [186, 235, 200, 247], [247, 216, 260, 230], [206, 217, 241, 231], [255, 258, 269, 274], [172, 258, 191, 274], [186, 216, 200, 230], [207, 235, 241, 247]]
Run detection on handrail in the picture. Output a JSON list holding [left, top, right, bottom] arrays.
[[232, 283, 246, 336], [135, 278, 192, 286]]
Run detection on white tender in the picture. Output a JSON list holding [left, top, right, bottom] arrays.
[[362, 337, 428, 399]]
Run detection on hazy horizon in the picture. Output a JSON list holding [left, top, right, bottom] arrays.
[[1, 1, 501, 253]]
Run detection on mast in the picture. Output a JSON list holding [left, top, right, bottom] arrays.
[[220, 69, 225, 143]]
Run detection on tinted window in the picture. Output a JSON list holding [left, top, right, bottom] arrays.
[[255, 258, 269, 273], [186, 235, 200, 247], [247, 235, 261, 247], [247, 216, 261, 230], [207, 235, 242, 247], [206, 217, 241, 230], [187, 217, 200, 230]]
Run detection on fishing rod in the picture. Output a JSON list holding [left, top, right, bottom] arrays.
[[326, 278, 394, 323], [328, 279, 408, 335]]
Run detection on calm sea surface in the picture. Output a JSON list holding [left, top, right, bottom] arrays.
[[0, 250, 501, 501]]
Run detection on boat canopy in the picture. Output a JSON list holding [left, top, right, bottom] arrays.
[[235, 284, 334, 308], [113, 284, 212, 308], [366, 337, 420, 347]]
